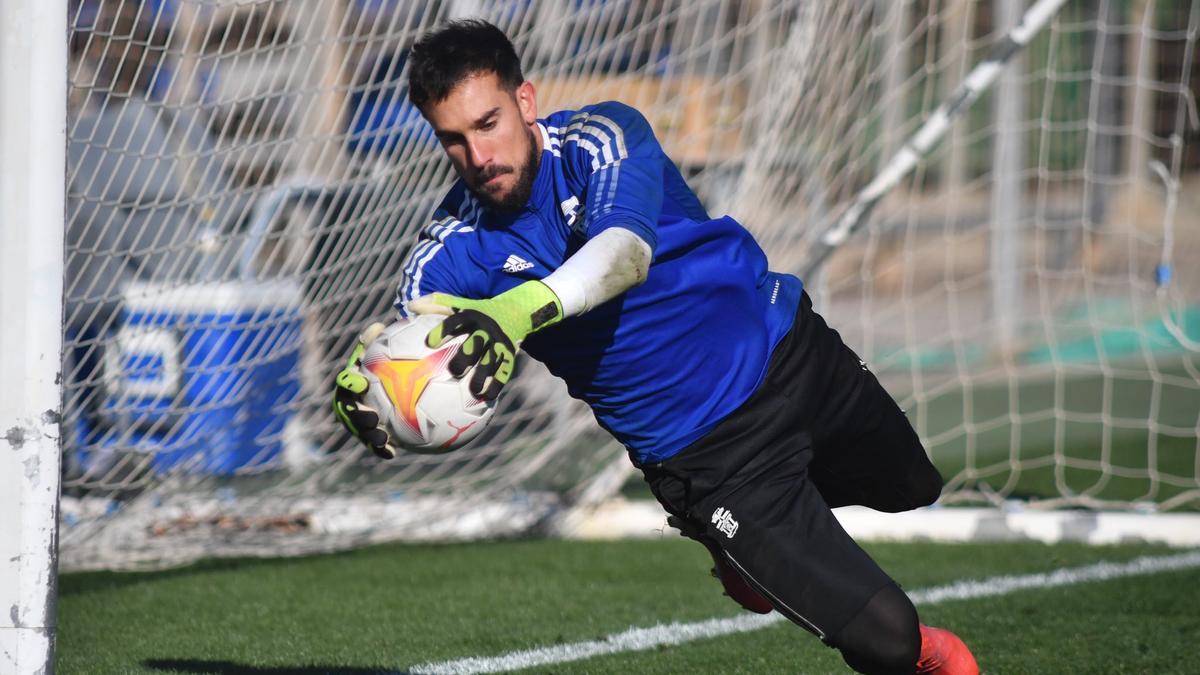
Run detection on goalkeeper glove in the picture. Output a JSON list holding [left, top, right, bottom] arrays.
[[408, 280, 563, 400], [331, 322, 399, 460]]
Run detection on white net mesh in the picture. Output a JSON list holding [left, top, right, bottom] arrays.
[[60, 0, 1200, 570]]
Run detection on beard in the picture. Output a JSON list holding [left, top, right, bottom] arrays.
[[469, 127, 541, 213]]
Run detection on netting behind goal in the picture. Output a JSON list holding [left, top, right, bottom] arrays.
[[60, 0, 1200, 570]]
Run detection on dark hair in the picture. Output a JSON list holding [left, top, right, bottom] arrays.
[[407, 19, 524, 109]]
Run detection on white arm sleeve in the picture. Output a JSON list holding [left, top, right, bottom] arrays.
[[541, 227, 652, 317]]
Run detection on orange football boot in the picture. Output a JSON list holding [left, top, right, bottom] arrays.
[[916, 624, 980, 675]]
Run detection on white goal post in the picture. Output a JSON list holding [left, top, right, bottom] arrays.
[[1, 0, 66, 672], [29, 0, 1200, 576]]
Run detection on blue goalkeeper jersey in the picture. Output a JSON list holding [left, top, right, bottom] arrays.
[[395, 101, 801, 463]]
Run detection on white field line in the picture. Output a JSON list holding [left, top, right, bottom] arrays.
[[408, 550, 1200, 675]]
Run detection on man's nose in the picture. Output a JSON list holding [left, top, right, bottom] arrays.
[[466, 138, 493, 170]]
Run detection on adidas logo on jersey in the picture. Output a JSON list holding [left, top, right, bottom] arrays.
[[502, 255, 534, 274]]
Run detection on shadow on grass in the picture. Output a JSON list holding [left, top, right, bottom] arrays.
[[143, 659, 412, 674]]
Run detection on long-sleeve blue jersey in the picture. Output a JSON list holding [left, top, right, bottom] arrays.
[[395, 101, 801, 463]]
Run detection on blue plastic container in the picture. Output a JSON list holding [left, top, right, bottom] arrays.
[[83, 281, 304, 475]]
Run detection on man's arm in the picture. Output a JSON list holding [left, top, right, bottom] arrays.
[[540, 227, 651, 316], [565, 101, 665, 253], [538, 102, 662, 314], [394, 206, 475, 316], [411, 102, 665, 397], [408, 227, 650, 400]]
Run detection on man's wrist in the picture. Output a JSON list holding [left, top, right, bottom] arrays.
[[498, 280, 563, 338], [540, 265, 587, 317]]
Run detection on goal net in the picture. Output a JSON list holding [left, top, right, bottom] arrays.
[[60, 0, 1200, 570]]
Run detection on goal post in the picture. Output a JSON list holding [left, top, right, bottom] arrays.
[[53, 0, 1200, 570], [0, 0, 66, 671]]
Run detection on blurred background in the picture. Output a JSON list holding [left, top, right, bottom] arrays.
[[58, 0, 1200, 570]]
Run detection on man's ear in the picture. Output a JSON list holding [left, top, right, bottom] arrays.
[[516, 80, 538, 125]]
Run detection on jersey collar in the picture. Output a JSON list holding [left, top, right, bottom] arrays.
[[537, 121, 552, 155], [526, 121, 555, 212]]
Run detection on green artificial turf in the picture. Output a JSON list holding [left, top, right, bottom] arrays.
[[57, 539, 1199, 674]]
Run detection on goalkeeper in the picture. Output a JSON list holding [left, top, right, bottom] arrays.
[[334, 19, 978, 675]]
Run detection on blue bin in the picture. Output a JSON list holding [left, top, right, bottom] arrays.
[[82, 281, 305, 476]]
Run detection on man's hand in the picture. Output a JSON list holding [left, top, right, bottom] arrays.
[[332, 322, 399, 459], [408, 281, 562, 400]]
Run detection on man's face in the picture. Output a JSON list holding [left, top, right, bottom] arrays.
[[422, 72, 542, 213]]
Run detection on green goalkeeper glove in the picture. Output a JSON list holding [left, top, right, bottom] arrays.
[[408, 280, 563, 400], [331, 322, 399, 460]]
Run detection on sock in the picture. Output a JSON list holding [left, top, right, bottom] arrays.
[[916, 624, 979, 675]]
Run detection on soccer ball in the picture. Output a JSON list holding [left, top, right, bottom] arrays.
[[359, 315, 496, 454]]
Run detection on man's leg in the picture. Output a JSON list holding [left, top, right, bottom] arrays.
[[788, 310, 976, 673], [645, 291, 976, 672], [805, 370, 944, 514], [836, 583, 921, 674], [672, 499, 977, 674], [792, 318, 943, 512], [686, 457, 926, 672], [665, 514, 773, 614], [647, 416, 928, 672], [757, 291, 942, 513]]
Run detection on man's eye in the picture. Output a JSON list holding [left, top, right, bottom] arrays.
[[481, 120, 496, 131]]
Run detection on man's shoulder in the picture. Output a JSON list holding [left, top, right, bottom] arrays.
[[432, 181, 485, 225], [543, 101, 651, 172], [405, 187, 482, 262], [545, 100, 646, 130]]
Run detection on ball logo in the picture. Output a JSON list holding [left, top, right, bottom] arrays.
[[441, 420, 478, 450], [365, 345, 455, 436]]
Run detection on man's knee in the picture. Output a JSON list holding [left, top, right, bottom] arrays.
[[871, 458, 943, 514], [834, 584, 921, 674], [905, 460, 943, 510]]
